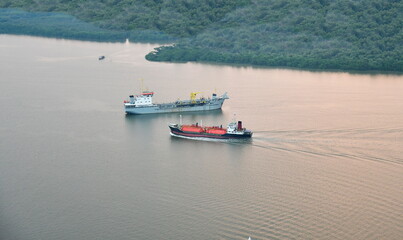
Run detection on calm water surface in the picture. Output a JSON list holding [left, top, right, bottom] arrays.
[[0, 35, 402, 240]]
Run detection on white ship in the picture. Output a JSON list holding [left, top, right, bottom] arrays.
[[124, 90, 228, 114]]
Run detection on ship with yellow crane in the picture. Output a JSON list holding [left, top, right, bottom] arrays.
[[124, 90, 229, 115]]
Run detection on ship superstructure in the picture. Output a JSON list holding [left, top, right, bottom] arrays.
[[124, 90, 228, 114]]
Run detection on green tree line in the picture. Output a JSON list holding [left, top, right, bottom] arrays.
[[0, 0, 401, 71]]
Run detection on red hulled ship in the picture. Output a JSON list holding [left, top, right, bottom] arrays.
[[169, 120, 252, 140]]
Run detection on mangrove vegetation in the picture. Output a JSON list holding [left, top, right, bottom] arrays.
[[0, 0, 401, 71]]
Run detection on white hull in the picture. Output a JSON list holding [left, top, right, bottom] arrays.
[[125, 98, 225, 114]]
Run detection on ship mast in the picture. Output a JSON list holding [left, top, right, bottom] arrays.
[[140, 78, 144, 93]]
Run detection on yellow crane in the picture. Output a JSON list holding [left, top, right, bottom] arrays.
[[190, 92, 202, 103]]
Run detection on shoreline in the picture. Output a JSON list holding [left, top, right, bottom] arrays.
[[2, 33, 401, 75], [1, 4, 402, 73], [1, 8, 401, 74], [0, 8, 176, 44]]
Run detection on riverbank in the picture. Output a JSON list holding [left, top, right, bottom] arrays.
[[1, 3, 402, 72]]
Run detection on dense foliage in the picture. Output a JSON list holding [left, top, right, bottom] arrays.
[[146, 0, 403, 71], [0, 8, 175, 42], [0, 0, 250, 37], [1, 0, 402, 71]]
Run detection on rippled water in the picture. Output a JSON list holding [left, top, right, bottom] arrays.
[[0, 35, 402, 240]]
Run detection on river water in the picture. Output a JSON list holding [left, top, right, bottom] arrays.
[[0, 35, 402, 240]]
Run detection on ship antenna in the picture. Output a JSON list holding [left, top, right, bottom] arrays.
[[180, 115, 182, 125], [138, 78, 149, 92]]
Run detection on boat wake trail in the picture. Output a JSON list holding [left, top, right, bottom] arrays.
[[251, 127, 403, 165], [38, 55, 100, 62]]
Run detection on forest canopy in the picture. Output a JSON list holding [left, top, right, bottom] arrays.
[[0, 0, 402, 71]]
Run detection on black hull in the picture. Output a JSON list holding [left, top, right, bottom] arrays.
[[169, 126, 252, 139]]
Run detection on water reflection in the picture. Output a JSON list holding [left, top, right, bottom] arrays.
[[124, 109, 225, 129], [1, 35, 402, 240]]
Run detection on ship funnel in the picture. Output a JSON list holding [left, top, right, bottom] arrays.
[[212, 93, 217, 99], [237, 121, 242, 130], [129, 95, 134, 104]]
